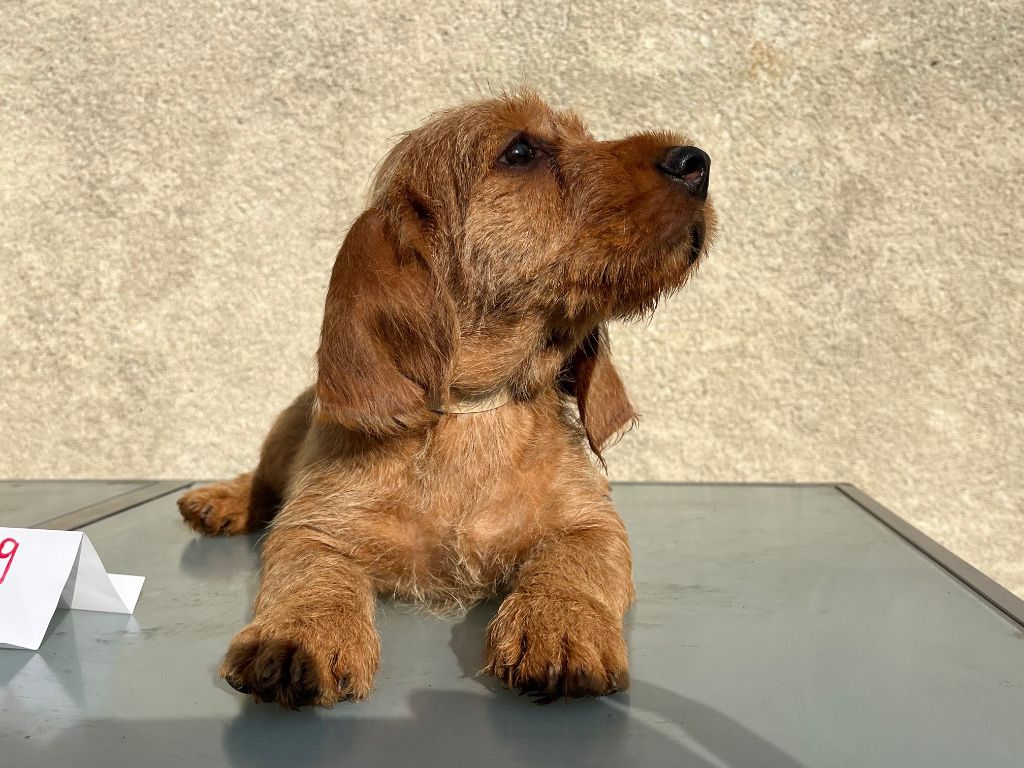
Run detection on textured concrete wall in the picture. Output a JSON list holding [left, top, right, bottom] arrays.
[[2, 1, 1022, 594]]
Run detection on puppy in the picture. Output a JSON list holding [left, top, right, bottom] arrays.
[[178, 91, 715, 707]]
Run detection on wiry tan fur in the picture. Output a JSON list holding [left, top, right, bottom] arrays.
[[178, 90, 716, 707]]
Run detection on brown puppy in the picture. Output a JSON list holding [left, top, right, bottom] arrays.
[[179, 91, 716, 708]]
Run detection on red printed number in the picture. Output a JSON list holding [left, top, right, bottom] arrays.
[[0, 537, 19, 585]]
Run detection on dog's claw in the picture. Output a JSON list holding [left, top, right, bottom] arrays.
[[225, 675, 252, 694], [546, 664, 560, 691], [484, 592, 630, 701]]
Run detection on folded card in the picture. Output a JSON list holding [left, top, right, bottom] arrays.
[[0, 527, 144, 651]]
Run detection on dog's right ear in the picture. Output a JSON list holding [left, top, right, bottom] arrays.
[[562, 325, 638, 460], [315, 207, 456, 437]]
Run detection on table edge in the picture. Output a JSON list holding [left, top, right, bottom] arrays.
[[836, 483, 1024, 629], [12, 479, 1021, 629], [28, 480, 193, 531]]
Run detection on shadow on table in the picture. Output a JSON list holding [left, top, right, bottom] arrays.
[[219, 679, 805, 768], [12, 602, 805, 768], [178, 530, 264, 580], [19, 674, 805, 768], [168, 531, 804, 767], [178, 528, 264, 609]]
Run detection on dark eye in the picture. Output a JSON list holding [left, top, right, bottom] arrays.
[[499, 137, 537, 166]]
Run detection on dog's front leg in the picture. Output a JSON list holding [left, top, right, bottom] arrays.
[[484, 500, 634, 699], [220, 525, 380, 708]]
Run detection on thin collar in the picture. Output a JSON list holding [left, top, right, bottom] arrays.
[[430, 390, 514, 415]]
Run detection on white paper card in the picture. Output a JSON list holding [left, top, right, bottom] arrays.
[[0, 527, 144, 651]]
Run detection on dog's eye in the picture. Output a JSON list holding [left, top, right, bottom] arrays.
[[499, 138, 538, 167]]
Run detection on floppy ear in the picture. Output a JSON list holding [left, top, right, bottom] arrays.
[[315, 207, 456, 437], [564, 325, 638, 457]]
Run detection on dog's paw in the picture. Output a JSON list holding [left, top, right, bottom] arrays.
[[178, 478, 253, 536], [483, 590, 629, 701], [220, 618, 380, 708]]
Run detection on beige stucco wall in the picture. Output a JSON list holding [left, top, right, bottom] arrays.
[[2, 1, 1021, 595]]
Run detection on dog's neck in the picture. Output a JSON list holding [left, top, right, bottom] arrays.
[[437, 318, 596, 415], [429, 389, 513, 415]]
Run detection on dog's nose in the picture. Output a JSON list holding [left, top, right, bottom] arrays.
[[657, 146, 710, 199]]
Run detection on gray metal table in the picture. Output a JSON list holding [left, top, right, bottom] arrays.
[[0, 479, 188, 530], [1, 482, 1021, 767]]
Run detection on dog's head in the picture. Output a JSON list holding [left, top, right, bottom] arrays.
[[316, 91, 717, 452]]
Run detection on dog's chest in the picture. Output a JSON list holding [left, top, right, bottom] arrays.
[[370, 487, 548, 605], [377, 415, 567, 600], [421, 457, 551, 563]]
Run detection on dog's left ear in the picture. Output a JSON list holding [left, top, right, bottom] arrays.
[[563, 325, 638, 458], [315, 202, 456, 437]]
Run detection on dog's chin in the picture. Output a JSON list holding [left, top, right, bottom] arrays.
[[561, 220, 709, 322], [604, 276, 683, 321], [611, 227, 706, 318], [687, 224, 706, 266], [663, 220, 706, 268]]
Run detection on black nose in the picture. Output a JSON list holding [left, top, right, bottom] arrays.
[[657, 146, 710, 199]]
